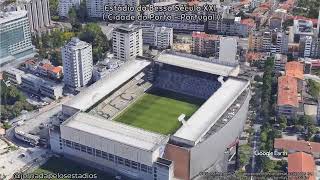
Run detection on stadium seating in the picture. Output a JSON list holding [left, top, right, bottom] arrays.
[[154, 65, 222, 99]]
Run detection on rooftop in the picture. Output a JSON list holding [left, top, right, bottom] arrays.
[[173, 78, 249, 145], [156, 51, 239, 77], [274, 138, 320, 154], [65, 38, 91, 50], [115, 24, 140, 33], [62, 112, 168, 151], [192, 31, 220, 41], [288, 152, 316, 180], [64, 59, 151, 111], [277, 75, 298, 107], [0, 10, 27, 24], [285, 61, 304, 80], [5, 67, 25, 75]]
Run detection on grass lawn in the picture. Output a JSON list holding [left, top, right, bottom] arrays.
[[33, 157, 114, 180], [114, 88, 204, 135]]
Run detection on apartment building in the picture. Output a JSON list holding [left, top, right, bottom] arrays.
[[191, 32, 220, 58], [112, 24, 143, 61], [299, 36, 320, 58], [142, 25, 173, 50], [58, 0, 81, 17], [62, 38, 93, 88], [3, 68, 25, 85]]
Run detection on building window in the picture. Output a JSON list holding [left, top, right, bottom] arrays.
[[102, 151, 108, 159], [132, 161, 138, 169], [87, 147, 93, 155], [141, 164, 148, 172], [109, 154, 114, 162], [80, 145, 86, 152], [125, 159, 130, 167], [117, 157, 124, 165], [96, 150, 102, 157], [148, 167, 153, 174]]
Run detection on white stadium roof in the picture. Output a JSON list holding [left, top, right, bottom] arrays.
[[156, 52, 239, 76], [173, 78, 249, 145], [63, 112, 168, 151], [64, 59, 150, 111]]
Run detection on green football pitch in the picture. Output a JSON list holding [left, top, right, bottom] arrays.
[[114, 88, 205, 135]]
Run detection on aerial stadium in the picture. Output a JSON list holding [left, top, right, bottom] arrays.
[[50, 50, 251, 180]]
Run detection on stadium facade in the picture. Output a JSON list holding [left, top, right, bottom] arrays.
[[50, 53, 251, 180]]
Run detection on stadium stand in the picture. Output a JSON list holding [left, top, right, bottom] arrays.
[[154, 64, 223, 99]]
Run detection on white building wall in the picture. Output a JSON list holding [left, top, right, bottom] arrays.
[[60, 125, 155, 166], [113, 27, 142, 61], [62, 38, 93, 88], [218, 37, 238, 66], [58, 0, 81, 17], [189, 90, 250, 178]]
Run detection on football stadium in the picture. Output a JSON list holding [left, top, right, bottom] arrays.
[[50, 51, 251, 180]]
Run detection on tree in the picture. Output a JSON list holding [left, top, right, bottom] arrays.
[[79, 23, 110, 63], [278, 116, 287, 130]]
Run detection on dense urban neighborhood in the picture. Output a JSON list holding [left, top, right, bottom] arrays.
[[0, 0, 320, 179]]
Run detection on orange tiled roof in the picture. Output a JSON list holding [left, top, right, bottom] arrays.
[[50, 67, 62, 74], [277, 75, 298, 107], [285, 61, 304, 80], [40, 63, 54, 71], [192, 32, 220, 41], [245, 52, 264, 62], [274, 138, 320, 154], [288, 152, 316, 180]]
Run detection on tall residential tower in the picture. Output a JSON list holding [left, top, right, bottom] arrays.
[[62, 38, 93, 88], [112, 24, 143, 61]]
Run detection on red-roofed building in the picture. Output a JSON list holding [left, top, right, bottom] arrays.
[[288, 152, 316, 180], [191, 32, 220, 57], [274, 138, 320, 157], [285, 61, 304, 80], [277, 75, 299, 118], [48, 66, 63, 79]]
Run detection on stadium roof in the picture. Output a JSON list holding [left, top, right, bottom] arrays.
[[62, 112, 168, 151], [156, 52, 239, 76], [64, 59, 150, 111], [173, 78, 249, 145]]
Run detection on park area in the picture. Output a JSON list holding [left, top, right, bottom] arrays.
[[114, 88, 204, 135]]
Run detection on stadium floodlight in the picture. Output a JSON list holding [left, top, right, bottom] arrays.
[[178, 114, 187, 125]]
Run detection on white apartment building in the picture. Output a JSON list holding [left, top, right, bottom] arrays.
[[18, 0, 51, 33], [112, 24, 143, 61], [86, 0, 139, 18], [40, 81, 63, 99], [142, 25, 173, 50], [4, 67, 25, 85], [0, 11, 34, 65], [21, 73, 42, 92], [58, 0, 81, 17], [299, 36, 320, 58], [62, 38, 93, 88]]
